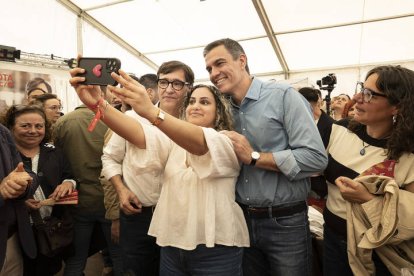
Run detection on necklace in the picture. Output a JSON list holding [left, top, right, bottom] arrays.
[[360, 141, 371, 156]]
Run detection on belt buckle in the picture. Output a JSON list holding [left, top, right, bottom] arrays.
[[246, 206, 261, 215]]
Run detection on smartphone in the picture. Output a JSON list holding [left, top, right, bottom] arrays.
[[77, 57, 121, 86]]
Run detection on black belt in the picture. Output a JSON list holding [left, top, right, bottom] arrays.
[[239, 201, 307, 219], [141, 205, 156, 213]]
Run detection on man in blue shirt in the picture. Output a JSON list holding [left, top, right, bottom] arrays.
[[203, 38, 328, 276]]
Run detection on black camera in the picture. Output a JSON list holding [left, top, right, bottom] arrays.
[[316, 73, 337, 87]]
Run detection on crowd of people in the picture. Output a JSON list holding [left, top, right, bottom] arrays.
[[1, 38, 414, 276]]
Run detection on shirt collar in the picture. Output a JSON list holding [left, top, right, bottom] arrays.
[[229, 77, 261, 108]]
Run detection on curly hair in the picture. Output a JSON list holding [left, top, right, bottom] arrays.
[[181, 84, 234, 131], [349, 65, 414, 160], [2, 104, 52, 144]]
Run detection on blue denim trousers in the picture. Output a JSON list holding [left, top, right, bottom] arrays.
[[160, 245, 243, 276], [63, 210, 122, 276], [242, 209, 312, 276], [323, 225, 391, 276], [120, 210, 160, 276]]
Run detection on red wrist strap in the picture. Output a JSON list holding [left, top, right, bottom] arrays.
[[87, 98, 105, 132], [87, 98, 104, 110]]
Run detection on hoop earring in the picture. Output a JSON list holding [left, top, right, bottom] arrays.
[[392, 114, 397, 125]]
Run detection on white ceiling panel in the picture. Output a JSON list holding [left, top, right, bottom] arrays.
[[278, 25, 362, 70], [84, 0, 265, 53], [2, 0, 77, 58], [263, 0, 364, 32], [82, 21, 156, 75], [363, 0, 414, 19], [359, 17, 414, 64], [2, 0, 414, 81]]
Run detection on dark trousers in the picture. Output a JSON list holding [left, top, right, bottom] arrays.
[[160, 245, 243, 276], [242, 209, 312, 276], [323, 225, 391, 276], [120, 210, 160, 276], [63, 210, 122, 276]]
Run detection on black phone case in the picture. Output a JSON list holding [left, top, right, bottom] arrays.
[[77, 57, 121, 86]]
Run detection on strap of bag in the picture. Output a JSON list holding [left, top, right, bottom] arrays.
[[28, 194, 46, 227], [30, 209, 45, 227]]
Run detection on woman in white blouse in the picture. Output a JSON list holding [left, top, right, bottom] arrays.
[[69, 68, 249, 275]]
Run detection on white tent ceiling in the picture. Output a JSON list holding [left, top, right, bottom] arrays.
[[2, 0, 414, 91]]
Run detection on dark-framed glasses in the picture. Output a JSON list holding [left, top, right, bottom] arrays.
[[157, 79, 190, 91], [355, 82, 387, 103]]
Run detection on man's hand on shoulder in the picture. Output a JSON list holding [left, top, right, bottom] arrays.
[[221, 130, 253, 165]]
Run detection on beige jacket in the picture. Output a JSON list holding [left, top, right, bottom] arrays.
[[346, 174, 414, 275]]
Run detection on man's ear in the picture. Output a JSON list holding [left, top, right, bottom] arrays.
[[239, 54, 247, 71]]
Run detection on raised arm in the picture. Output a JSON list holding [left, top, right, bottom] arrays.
[[109, 71, 209, 156], [69, 67, 146, 148]]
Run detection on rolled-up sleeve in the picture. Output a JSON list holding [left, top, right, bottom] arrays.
[[274, 88, 328, 180], [102, 132, 126, 180]]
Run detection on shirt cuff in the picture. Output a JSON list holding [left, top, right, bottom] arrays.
[[63, 179, 77, 189]]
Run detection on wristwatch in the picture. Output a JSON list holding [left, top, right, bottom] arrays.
[[250, 151, 260, 166], [152, 109, 165, 126]]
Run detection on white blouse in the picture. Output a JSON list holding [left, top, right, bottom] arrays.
[[143, 125, 250, 250]]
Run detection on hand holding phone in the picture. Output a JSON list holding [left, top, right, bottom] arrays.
[[77, 57, 121, 86]]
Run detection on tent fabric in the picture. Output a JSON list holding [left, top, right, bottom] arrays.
[[2, 0, 414, 96]]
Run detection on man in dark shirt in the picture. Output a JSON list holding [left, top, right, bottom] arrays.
[[0, 124, 37, 275]]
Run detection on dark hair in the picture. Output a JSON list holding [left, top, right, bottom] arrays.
[[181, 84, 233, 131], [3, 104, 52, 144], [32, 93, 59, 106], [349, 65, 414, 160], [157, 61, 194, 85], [298, 87, 321, 103], [203, 38, 250, 74], [26, 77, 52, 96], [139, 74, 158, 90]]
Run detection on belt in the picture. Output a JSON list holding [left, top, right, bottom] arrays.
[[141, 205, 156, 213], [7, 224, 17, 239], [239, 201, 307, 219]]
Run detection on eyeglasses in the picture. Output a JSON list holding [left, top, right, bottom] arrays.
[[157, 79, 190, 91], [355, 82, 388, 103], [46, 105, 63, 111]]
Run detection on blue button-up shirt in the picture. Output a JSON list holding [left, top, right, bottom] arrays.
[[232, 78, 328, 207]]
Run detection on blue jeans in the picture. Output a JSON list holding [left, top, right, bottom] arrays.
[[323, 225, 391, 276], [243, 209, 312, 276], [120, 210, 160, 276], [63, 210, 122, 276], [160, 245, 243, 276]]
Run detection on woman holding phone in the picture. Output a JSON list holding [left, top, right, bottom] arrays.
[[69, 66, 249, 275]]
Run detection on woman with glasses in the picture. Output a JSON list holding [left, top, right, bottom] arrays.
[[323, 65, 414, 275], [69, 68, 249, 275], [3, 105, 75, 276], [32, 93, 63, 125]]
